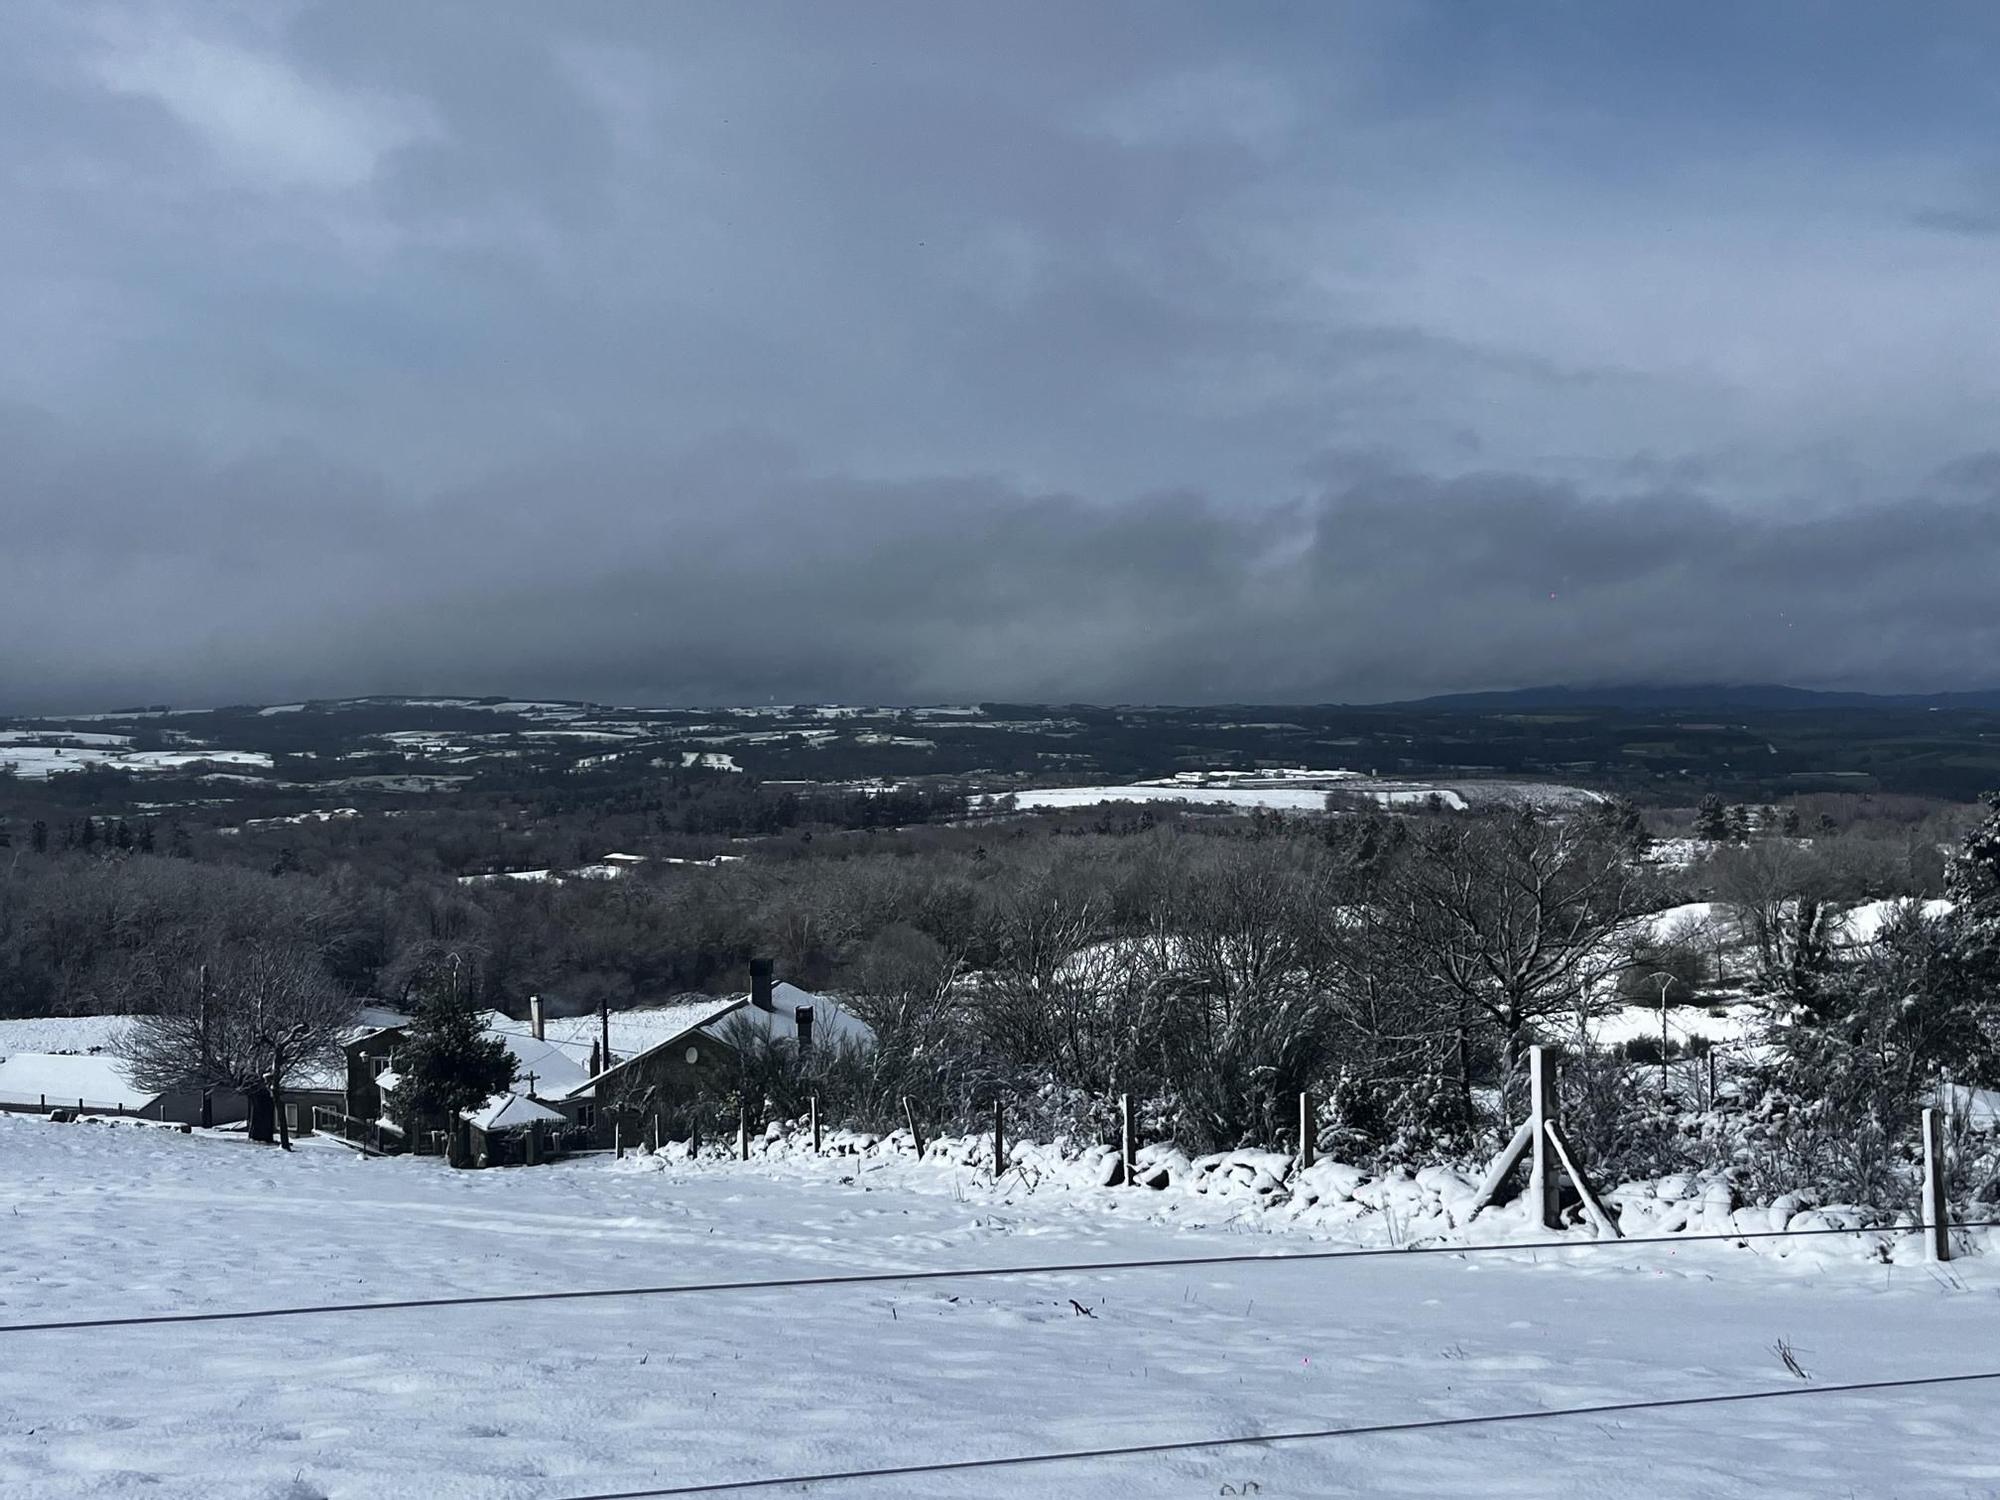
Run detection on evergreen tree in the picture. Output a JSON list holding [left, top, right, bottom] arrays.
[[1724, 804, 1752, 843], [78, 817, 97, 851], [1693, 793, 1728, 841], [136, 822, 155, 854], [391, 960, 515, 1161], [1946, 793, 2000, 996], [30, 820, 48, 854], [1780, 806, 1802, 837]]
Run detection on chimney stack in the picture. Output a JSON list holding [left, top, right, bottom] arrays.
[[750, 957, 775, 1012], [529, 994, 545, 1042]]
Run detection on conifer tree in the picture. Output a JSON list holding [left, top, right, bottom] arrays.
[[1693, 793, 1728, 841], [391, 957, 515, 1163]]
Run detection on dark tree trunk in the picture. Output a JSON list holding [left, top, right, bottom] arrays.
[[272, 1078, 293, 1151], [245, 1085, 275, 1144]]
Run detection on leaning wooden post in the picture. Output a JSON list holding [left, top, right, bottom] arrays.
[[615, 1120, 623, 1160], [1298, 1090, 1315, 1173], [690, 1112, 700, 1160], [1923, 1106, 1952, 1263], [738, 1098, 751, 1161], [810, 1095, 821, 1155], [903, 1096, 926, 1158], [993, 1098, 1006, 1179], [1529, 1045, 1559, 1231], [1120, 1092, 1136, 1187]]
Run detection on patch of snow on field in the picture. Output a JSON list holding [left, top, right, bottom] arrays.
[[4, 1116, 2000, 1498], [0, 1015, 136, 1056], [993, 783, 1343, 812]]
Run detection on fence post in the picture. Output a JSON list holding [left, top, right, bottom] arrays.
[[739, 1098, 750, 1161], [1120, 1092, 1136, 1187], [993, 1098, 1005, 1179], [1529, 1046, 1559, 1231], [1298, 1090, 1315, 1174], [903, 1096, 926, 1158], [1923, 1106, 1952, 1263], [615, 1120, 624, 1160], [690, 1112, 700, 1160], [811, 1094, 821, 1155]]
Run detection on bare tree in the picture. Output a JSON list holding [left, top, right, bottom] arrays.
[[1389, 811, 1644, 1102], [123, 943, 358, 1147]]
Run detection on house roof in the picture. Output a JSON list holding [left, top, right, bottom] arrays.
[[0, 1053, 160, 1111], [463, 1092, 566, 1132], [577, 997, 747, 1092], [481, 998, 746, 1098]]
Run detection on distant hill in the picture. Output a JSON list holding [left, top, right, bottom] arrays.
[[1391, 683, 2000, 713]]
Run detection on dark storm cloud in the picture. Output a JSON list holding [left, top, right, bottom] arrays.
[[6, 2, 2000, 709], [6, 411, 1999, 711]]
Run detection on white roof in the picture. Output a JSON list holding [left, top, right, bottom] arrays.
[[484, 999, 746, 1093], [464, 1092, 565, 1132], [0, 1053, 159, 1111]]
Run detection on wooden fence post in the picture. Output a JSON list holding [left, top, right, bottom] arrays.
[[903, 1096, 926, 1158], [690, 1112, 700, 1160], [993, 1098, 1005, 1179], [739, 1098, 751, 1162], [1120, 1092, 1136, 1187], [615, 1121, 623, 1160], [1923, 1106, 1952, 1263], [1528, 1046, 1559, 1230], [811, 1095, 821, 1155], [1298, 1090, 1315, 1173]]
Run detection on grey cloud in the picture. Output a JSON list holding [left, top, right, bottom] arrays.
[[5, 411, 1998, 712], [7, 3, 2000, 707]]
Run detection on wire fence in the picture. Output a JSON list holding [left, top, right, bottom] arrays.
[[545, 1367, 2000, 1498], [4, 1214, 1995, 1338]]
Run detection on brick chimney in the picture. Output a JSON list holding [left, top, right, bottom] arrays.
[[529, 994, 545, 1042], [750, 957, 775, 1012]]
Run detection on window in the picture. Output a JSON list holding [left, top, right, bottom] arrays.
[[795, 1005, 815, 1051], [370, 1055, 392, 1077], [575, 1104, 595, 1130], [284, 1103, 300, 1131]]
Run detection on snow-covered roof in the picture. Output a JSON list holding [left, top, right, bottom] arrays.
[[351, 1005, 410, 1036], [463, 1092, 566, 1132], [483, 999, 746, 1088], [0, 1052, 159, 1111]]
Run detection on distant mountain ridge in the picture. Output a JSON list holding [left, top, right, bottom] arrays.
[[1389, 683, 2000, 712]]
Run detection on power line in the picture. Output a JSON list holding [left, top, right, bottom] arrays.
[[547, 1367, 2000, 1498], [3, 1217, 1991, 1337]]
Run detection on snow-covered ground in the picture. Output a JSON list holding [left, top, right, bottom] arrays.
[[4, 1115, 2000, 1498], [0, 1014, 133, 1057]]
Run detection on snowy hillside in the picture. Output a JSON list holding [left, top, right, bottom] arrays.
[[5, 1116, 2000, 1498]]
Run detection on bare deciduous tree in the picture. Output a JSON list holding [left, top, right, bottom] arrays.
[[1389, 811, 1644, 1100], [123, 943, 357, 1147]]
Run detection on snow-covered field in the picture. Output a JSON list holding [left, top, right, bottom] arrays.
[[4, 1115, 2000, 1498]]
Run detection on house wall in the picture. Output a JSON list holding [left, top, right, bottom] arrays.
[[342, 1028, 407, 1121], [592, 1031, 740, 1148]]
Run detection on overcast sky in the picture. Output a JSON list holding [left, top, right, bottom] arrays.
[[7, 1, 2000, 711]]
